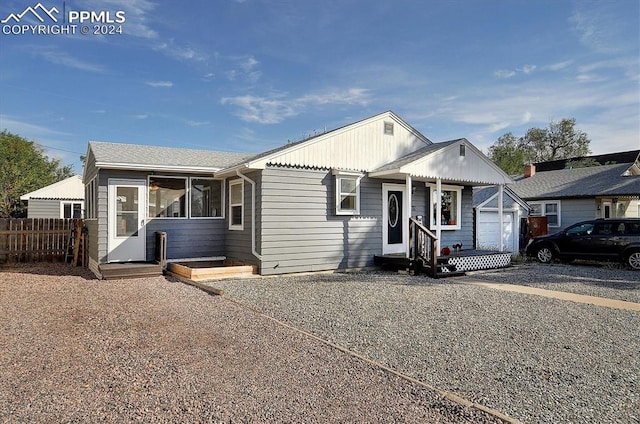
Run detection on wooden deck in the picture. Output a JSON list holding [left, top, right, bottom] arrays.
[[99, 262, 163, 280]]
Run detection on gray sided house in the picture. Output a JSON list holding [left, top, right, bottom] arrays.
[[20, 175, 85, 218], [83, 111, 513, 278], [510, 150, 640, 232]]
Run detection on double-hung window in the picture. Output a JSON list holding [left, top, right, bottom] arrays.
[[229, 179, 244, 230], [333, 170, 363, 215]]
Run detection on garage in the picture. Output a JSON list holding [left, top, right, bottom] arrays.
[[473, 186, 530, 253]]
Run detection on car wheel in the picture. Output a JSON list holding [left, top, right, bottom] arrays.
[[626, 250, 640, 270], [536, 246, 554, 263]]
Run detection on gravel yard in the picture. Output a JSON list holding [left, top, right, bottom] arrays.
[[0, 263, 497, 423], [467, 261, 640, 303], [209, 263, 640, 424]]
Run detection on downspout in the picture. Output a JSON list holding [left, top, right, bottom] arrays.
[[236, 169, 263, 261]]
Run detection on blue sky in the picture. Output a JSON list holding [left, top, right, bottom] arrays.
[[1, 0, 638, 174]]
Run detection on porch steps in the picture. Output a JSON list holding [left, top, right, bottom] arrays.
[[373, 255, 465, 279], [99, 262, 163, 280]]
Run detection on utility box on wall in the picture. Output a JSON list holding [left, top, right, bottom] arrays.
[[528, 216, 548, 238]]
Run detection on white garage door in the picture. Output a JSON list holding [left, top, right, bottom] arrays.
[[477, 211, 516, 252]]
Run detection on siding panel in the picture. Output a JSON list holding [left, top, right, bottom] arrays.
[[259, 166, 384, 275]]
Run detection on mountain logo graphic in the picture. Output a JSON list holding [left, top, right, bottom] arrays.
[[2, 3, 59, 24]]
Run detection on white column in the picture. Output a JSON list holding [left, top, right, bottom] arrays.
[[435, 178, 442, 255], [498, 184, 504, 252], [405, 174, 412, 258]]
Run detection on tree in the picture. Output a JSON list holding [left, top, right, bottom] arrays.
[[488, 118, 591, 174], [521, 118, 591, 162], [0, 130, 74, 218], [487, 133, 529, 175]]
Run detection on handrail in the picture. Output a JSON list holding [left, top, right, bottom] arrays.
[[408, 217, 438, 278], [408, 217, 437, 239]]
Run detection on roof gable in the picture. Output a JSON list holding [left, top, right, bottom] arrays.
[[371, 139, 514, 185], [235, 111, 432, 173], [20, 175, 84, 200]]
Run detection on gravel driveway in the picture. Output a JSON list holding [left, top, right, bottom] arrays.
[[208, 263, 639, 424], [1, 263, 496, 423]]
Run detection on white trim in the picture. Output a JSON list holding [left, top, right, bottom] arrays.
[[60, 201, 84, 219], [333, 170, 363, 216], [95, 162, 221, 174], [426, 183, 462, 231], [228, 178, 244, 231], [236, 170, 262, 260]]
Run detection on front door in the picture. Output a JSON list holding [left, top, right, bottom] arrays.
[[108, 179, 146, 262], [382, 184, 406, 254]]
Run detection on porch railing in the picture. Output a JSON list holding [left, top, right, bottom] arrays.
[[408, 217, 438, 278]]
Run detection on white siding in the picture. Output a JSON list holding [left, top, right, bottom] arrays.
[[251, 112, 429, 172]]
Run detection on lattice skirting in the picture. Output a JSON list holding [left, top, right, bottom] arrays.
[[447, 253, 511, 272]]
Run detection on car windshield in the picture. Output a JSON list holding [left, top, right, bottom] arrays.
[[566, 223, 594, 236]]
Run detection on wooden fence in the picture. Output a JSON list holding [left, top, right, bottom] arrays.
[[0, 218, 81, 263]]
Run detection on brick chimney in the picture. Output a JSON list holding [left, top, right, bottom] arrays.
[[524, 164, 536, 178]]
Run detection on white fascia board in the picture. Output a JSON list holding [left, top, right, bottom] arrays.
[[95, 162, 220, 174]]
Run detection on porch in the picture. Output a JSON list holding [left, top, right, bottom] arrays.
[[374, 217, 512, 278], [374, 249, 512, 278]]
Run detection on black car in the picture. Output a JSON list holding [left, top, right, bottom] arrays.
[[525, 218, 640, 270]]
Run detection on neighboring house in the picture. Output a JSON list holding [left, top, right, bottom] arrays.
[[510, 150, 640, 232], [473, 185, 530, 253], [82, 111, 513, 278], [20, 175, 84, 219]]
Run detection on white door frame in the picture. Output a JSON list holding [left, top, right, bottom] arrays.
[[382, 183, 407, 254], [108, 178, 146, 262]]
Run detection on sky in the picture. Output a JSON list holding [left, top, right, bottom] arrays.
[[0, 0, 638, 174]]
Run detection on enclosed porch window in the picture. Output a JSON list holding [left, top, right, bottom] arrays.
[[148, 176, 187, 218], [190, 178, 223, 218]]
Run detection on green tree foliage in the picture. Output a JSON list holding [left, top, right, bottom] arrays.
[[487, 133, 529, 175], [0, 130, 74, 218], [488, 118, 591, 175]]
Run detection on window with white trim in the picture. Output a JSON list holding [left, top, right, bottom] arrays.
[[333, 170, 362, 215], [85, 178, 96, 219], [190, 178, 223, 218], [148, 176, 187, 218], [62, 202, 83, 219], [229, 179, 244, 230], [428, 184, 462, 230], [529, 201, 561, 227]]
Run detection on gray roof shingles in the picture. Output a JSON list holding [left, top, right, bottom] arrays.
[[89, 141, 251, 170], [510, 162, 640, 199]]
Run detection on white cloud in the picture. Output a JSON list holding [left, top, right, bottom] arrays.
[[153, 40, 207, 62], [221, 87, 372, 124], [89, 0, 159, 39], [145, 81, 173, 87], [186, 120, 210, 127], [519, 65, 536, 74], [132, 113, 149, 119], [545, 60, 574, 71], [494, 69, 516, 79], [32, 47, 105, 73]]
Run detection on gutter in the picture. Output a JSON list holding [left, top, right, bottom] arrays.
[[236, 169, 263, 261]]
